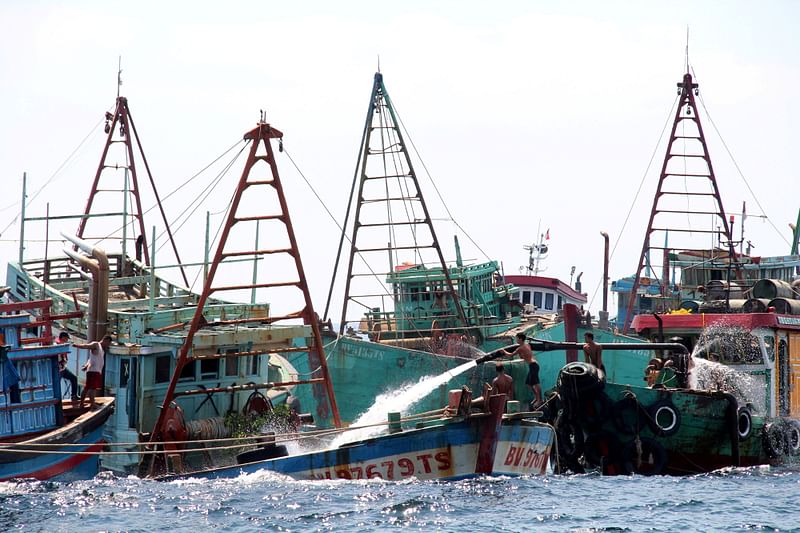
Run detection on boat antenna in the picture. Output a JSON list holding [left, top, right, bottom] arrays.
[[117, 56, 123, 100], [377, 54, 381, 73], [685, 26, 690, 74]]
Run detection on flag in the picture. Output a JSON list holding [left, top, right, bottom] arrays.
[[742, 201, 747, 221], [545, 229, 550, 240]]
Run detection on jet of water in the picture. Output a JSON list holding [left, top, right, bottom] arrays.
[[330, 359, 479, 447]]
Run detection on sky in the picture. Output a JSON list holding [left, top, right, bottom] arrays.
[[1, 0, 799, 322]]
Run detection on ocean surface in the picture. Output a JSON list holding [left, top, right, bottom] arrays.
[[2, 466, 799, 532]]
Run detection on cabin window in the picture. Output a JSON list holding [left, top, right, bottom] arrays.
[[200, 359, 219, 379], [521, 291, 531, 305], [179, 360, 196, 382], [764, 336, 775, 363], [533, 292, 543, 308], [544, 293, 554, 310], [225, 352, 238, 376], [557, 296, 563, 310], [695, 328, 763, 365], [155, 356, 171, 384], [249, 355, 260, 376]]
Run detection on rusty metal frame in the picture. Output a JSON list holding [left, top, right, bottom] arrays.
[[146, 120, 342, 473], [622, 71, 736, 333], [76, 96, 189, 286]]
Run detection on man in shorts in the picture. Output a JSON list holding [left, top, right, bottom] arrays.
[[74, 335, 112, 408], [504, 332, 542, 408]]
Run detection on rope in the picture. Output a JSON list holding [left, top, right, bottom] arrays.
[[587, 95, 679, 310], [0, 410, 450, 456], [696, 93, 790, 247]]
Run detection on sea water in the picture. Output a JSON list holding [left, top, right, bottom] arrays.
[[2, 467, 799, 531]]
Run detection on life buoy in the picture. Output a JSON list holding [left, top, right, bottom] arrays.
[[647, 400, 681, 438], [736, 407, 752, 441], [621, 437, 667, 476], [612, 395, 645, 435], [763, 422, 787, 458], [786, 421, 800, 456]]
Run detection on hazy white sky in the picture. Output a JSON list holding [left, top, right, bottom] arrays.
[[1, 1, 798, 320]]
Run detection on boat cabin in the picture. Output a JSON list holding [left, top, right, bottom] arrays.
[[503, 274, 587, 316], [632, 312, 800, 419], [0, 301, 66, 439]]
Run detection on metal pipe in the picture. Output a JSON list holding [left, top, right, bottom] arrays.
[[63, 247, 98, 341], [474, 339, 690, 366], [61, 232, 110, 341], [600, 231, 609, 312], [18, 173, 26, 268]]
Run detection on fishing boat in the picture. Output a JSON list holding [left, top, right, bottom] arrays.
[[0, 299, 114, 481], [137, 114, 554, 480], [158, 386, 554, 482], [535, 337, 799, 475], [5, 95, 317, 475], [287, 72, 598, 427], [540, 64, 800, 475]]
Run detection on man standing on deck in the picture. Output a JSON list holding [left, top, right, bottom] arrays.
[[583, 332, 604, 373], [492, 363, 514, 400], [504, 332, 542, 408], [74, 335, 111, 408], [56, 332, 79, 402]]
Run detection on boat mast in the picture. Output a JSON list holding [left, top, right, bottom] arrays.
[[75, 92, 190, 287], [144, 119, 341, 474], [622, 68, 738, 333], [325, 72, 469, 336]]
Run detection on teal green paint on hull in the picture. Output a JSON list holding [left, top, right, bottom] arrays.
[[292, 323, 660, 428]]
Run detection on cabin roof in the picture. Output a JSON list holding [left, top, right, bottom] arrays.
[[502, 275, 587, 303], [632, 312, 800, 333]]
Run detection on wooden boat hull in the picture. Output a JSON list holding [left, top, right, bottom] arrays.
[[0, 398, 114, 481], [159, 406, 554, 481]]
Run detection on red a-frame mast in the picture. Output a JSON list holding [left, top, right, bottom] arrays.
[[622, 70, 737, 333], [76, 96, 189, 286], [144, 119, 341, 475]]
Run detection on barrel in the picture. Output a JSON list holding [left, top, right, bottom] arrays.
[[706, 280, 744, 300], [743, 298, 771, 313], [767, 298, 800, 315], [699, 299, 748, 313], [679, 300, 700, 313], [753, 279, 796, 299]]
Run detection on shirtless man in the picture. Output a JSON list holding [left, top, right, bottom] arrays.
[[491, 363, 514, 400], [74, 335, 112, 408], [505, 332, 542, 407], [583, 332, 604, 372]]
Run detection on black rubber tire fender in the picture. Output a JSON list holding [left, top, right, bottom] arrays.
[[763, 422, 787, 458], [736, 406, 753, 441], [646, 400, 682, 438]]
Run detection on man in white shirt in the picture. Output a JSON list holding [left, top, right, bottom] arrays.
[[74, 335, 112, 408]]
